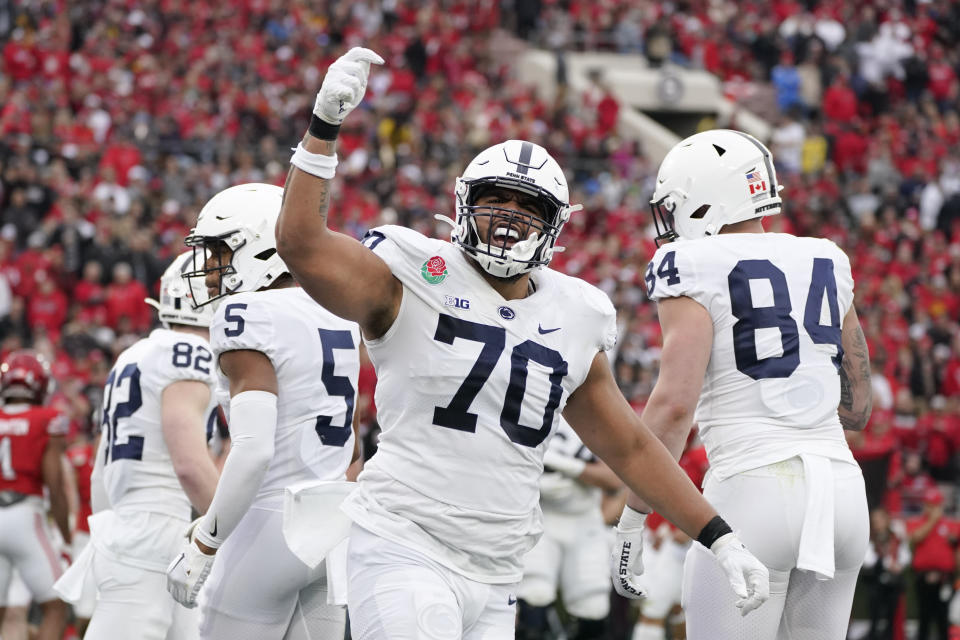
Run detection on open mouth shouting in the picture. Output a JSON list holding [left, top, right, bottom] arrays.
[[491, 224, 523, 249]]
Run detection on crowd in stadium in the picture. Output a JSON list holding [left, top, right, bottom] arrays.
[[2, 0, 960, 638]]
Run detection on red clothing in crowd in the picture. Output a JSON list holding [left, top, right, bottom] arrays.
[[27, 285, 69, 342], [105, 279, 151, 331], [822, 82, 858, 122], [906, 515, 960, 572]]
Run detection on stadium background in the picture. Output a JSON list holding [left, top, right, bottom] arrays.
[[2, 0, 959, 638]]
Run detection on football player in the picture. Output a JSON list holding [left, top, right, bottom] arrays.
[[0, 350, 70, 640], [276, 47, 769, 639], [614, 129, 872, 639], [516, 418, 623, 640], [84, 251, 220, 640], [165, 183, 361, 640]]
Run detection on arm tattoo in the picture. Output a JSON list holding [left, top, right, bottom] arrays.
[[838, 324, 872, 431], [314, 180, 330, 220]]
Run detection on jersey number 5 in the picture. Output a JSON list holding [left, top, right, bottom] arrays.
[[314, 328, 356, 447], [728, 258, 842, 380]]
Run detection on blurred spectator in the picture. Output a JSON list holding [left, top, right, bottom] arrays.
[[26, 270, 67, 342], [863, 506, 911, 640], [104, 262, 149, 333], [907, 488, 958, 640], [890, 451, 937, 517]]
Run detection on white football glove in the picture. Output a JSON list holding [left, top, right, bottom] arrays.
[[166, 520, 216, 608], [610, 505, 648, 599], [710, 532, 770, 616], [313, 47, 384, 126]]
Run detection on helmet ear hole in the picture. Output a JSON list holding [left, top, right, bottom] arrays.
[[690, 204, 711, 219]]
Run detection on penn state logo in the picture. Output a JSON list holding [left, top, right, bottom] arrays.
[[498, 306, 516, 320]]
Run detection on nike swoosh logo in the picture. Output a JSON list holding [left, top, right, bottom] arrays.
[[210, 518, 217, 537], [538, 324, 560, 334], [508, 596, 517, 605]]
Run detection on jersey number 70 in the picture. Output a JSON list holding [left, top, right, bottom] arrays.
[[430, 314, 567, 448]]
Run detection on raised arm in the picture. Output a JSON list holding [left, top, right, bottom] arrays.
[[275, 47, 401, 339], [838, 306, 872, 431]]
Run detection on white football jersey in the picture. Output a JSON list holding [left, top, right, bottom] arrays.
[[646, 233, 857, 480], [210, 287, 359, 507], [341, 225, 617, 583], [539, 418, 602, 515], [100, 329, 218, 519]]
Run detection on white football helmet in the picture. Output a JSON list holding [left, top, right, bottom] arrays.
[[184, 183, 288, 308], [650, 129, 783, 245], [440, 140, 581, 279], [145, 251, 214, 328]]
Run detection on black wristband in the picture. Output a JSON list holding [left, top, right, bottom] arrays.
[[308, 114, 340, 141], [696, 515, 733, 549]]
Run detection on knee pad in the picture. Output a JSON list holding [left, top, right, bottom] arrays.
[[568, 615, 608, 640], [516, 600, 551, 640], [566, 592, 610, 621]]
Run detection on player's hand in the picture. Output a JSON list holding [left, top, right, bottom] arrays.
[[610, 506, 648, 599], [710, 533, 770, 615], [313, 47, 384, 126], [166, 537, 216, 608]]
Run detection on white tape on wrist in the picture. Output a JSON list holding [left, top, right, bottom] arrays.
[[618, 505, 649, 531], [290, 142, 338, 179]]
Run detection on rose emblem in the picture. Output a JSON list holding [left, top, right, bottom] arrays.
[[420, 256, 449, 284], [426, 256, 447, 277]]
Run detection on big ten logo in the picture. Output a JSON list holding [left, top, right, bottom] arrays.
[[443, 295, 470, 310]]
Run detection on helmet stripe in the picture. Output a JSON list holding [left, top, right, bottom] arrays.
[[730, 130, 777, 198], [515, 141, 533, 175]]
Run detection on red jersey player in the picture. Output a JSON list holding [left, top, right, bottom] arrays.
[[0, 350, 71, 640]]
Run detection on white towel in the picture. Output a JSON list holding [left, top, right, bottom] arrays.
[[52, 510, 114, 602], [282, 480, 355, 569], [797, 454, 835, 579], [325, 538, 350, 606], [53, 538, 94, 603]]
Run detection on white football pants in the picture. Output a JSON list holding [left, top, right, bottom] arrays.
[[682, 456, 869, 640], [347, 524, 517, 639], [85, 550, 199, 640], [0, 497, 63, 605], [199, 506, 345, 640]]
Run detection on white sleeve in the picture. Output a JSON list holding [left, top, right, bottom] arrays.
[[194, 390, 277, 550]]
